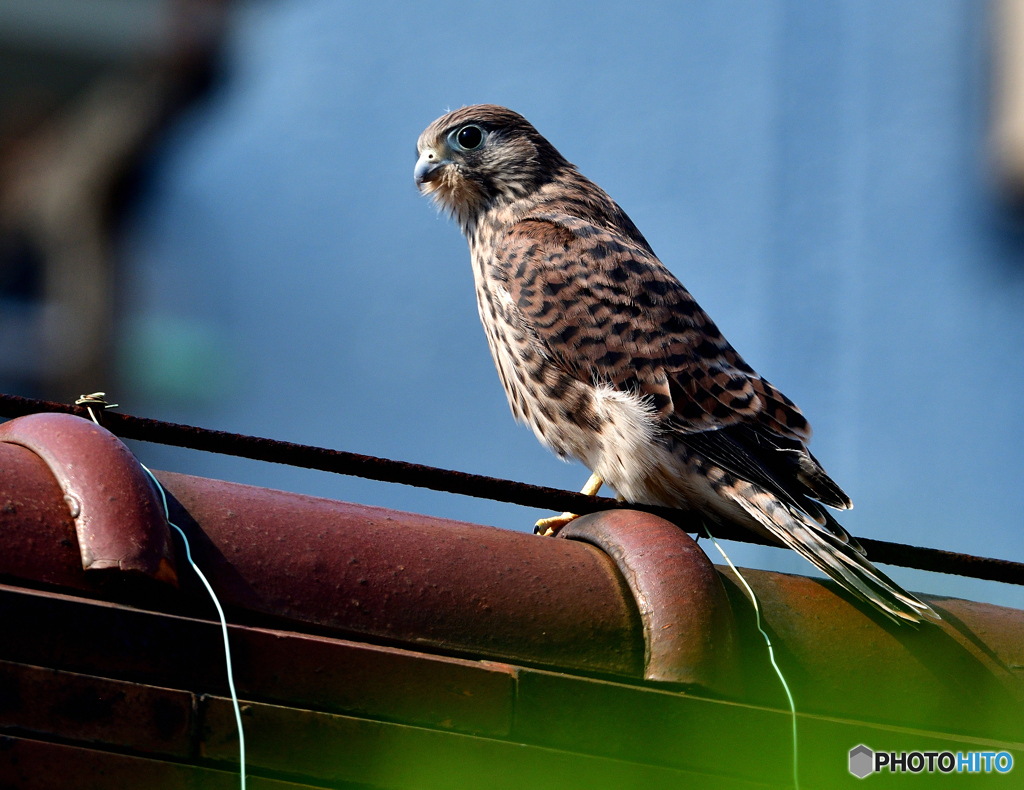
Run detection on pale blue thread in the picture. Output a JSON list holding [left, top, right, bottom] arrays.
[[701, 522, 799, 790], [142, 464, 247, 790], [80, 400, 245, 788]]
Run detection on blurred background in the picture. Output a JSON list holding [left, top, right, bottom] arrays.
[[2, 0, 1023, 608]]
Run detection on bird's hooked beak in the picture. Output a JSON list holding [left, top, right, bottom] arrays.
[[415, 147, 450, 189]]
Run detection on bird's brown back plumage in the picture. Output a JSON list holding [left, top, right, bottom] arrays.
[[416, 104, 937, 624]]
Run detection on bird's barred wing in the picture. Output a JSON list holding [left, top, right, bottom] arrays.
[[496, 214, 806, 436], [682, 424, 852, 510], [494, 214, 851, 510]]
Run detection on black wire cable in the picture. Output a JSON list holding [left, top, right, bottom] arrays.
[[2, 391, 1022, 586]]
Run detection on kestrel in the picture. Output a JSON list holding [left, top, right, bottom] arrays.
[[415, 105, 937, 625]]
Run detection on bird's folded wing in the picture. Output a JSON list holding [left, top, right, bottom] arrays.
[[495, 214, 806, 437], [682, 425, 852, 511], [494, 213, 851, 511]]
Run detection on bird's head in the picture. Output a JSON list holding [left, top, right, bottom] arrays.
[[415, 105, 570, 232]]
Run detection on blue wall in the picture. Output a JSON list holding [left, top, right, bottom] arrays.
[[121, 0, 1024, 608]]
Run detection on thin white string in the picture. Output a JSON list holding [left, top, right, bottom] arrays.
[[79, 401, 245, 789], [143, 464, 246, 790], [701, 522, 799, 790]]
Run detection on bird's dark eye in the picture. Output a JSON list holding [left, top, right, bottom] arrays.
[[456, 125, 483, 150]]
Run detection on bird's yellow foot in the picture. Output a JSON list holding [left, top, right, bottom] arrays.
[[533, 473, 603, 537], [534, 511, 579, 536]]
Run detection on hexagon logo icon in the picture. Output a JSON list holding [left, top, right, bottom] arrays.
[[849, 745, 874, 778]]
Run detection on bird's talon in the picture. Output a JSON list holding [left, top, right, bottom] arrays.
[[533, 511, 579, 537]]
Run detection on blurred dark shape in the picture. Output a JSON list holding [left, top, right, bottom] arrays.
[[0, 228, 44, 299], [993, 0, 1024, 208], [0, 0, 229, 402]]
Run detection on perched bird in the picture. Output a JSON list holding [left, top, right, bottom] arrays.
[[415, 105, 937, 625]]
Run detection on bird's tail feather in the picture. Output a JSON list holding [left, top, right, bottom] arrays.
[[726, 486, 940, 626]]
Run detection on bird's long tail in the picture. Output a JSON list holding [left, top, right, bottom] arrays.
[[725, 484, 940, 625]]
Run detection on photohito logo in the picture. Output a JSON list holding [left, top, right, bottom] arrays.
[[849, 745, 1014, 777]]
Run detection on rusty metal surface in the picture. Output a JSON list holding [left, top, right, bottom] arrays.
[[1, 656, 1019, 790], [197, 694, 761, 790], [3, 425, 1024, 739], [0, 592, 1018, 790], [231, 629, 516, 736], [0, 435, 646, 678], [0, 568, 1022, 788], [0, 442, 88, 589], [0, 734, 323, 790], [508, 666, 1024, 788], [559, 510, 739, 692], [0, 582, 517, 737], [200, 675, 1023, 789], [719, 567, 1024, 741], [7, 392, 1024, 586], [156, 470, 646, 678], [0, 660, 194, 757], [0, 413, 176, 584]]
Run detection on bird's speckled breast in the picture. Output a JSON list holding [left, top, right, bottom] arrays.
[[467, 216, 694, 509], [468, 221, 601, 462]]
